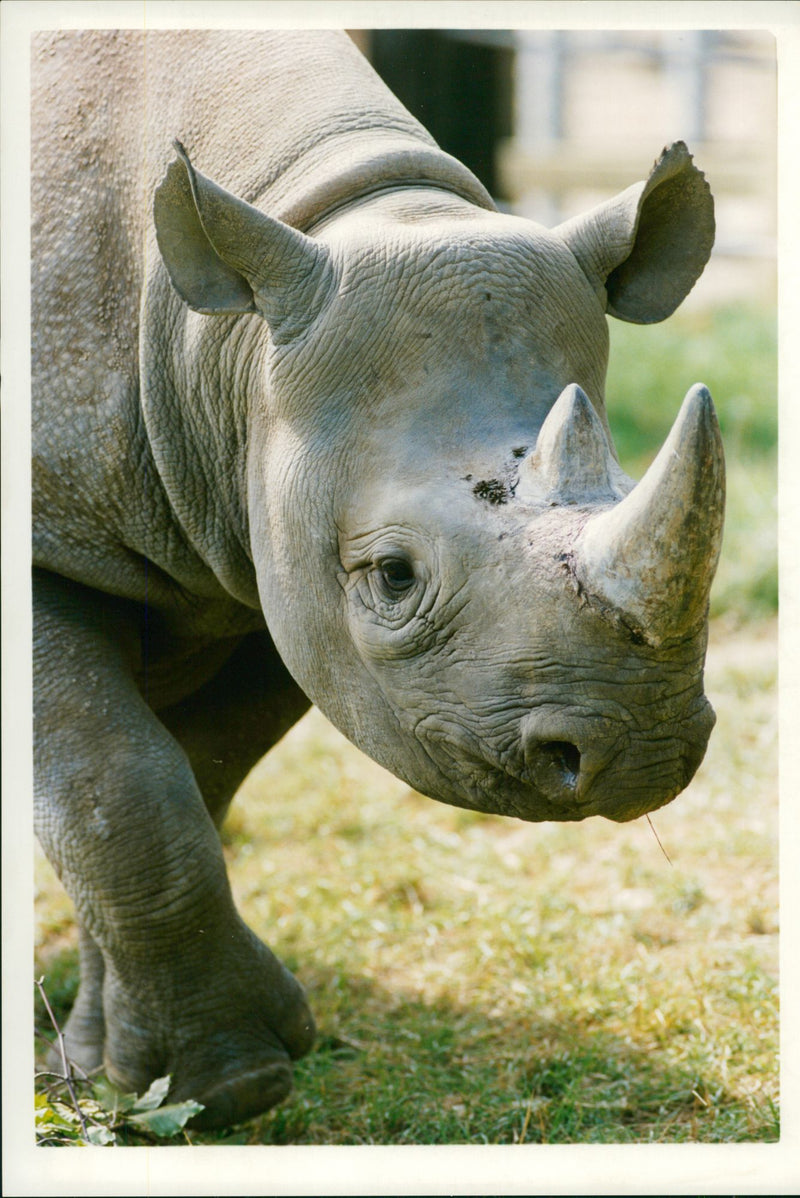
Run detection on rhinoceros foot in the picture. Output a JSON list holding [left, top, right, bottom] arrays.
[[177, 1058, 295, 1132], [96, 920, 315, 1130]]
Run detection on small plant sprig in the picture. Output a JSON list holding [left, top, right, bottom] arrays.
[[35, 977, 204, 1146]]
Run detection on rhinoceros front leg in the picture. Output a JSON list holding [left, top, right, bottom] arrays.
[[50, 626, 311, 1081], [34, 570, 315, 1129]]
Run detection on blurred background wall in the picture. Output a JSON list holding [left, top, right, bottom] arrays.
[[353, 29, 776, 310]]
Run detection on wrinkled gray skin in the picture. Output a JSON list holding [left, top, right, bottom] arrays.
[[33, 30, 724, 1129]]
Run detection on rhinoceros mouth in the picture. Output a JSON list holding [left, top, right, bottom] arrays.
[[468, 757, 689, 824], [417, 723, 601, 822]]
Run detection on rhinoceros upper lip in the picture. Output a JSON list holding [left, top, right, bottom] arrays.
[[415, 706, 710, 823], [418, 722, 598, 818]]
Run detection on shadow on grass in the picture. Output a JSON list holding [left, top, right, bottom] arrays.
[[35, 945, 775, 1147], [241, 966, 777, 1146]]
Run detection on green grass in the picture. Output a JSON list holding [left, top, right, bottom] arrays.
[[35, 618, 778, 1145], [607, 303, 777, 469], [34, 299, 778, 1144]]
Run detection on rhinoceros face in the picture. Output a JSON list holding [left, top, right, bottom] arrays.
[[248, 214, 722, 824], [333, 489, 716, 823], [154, 142, 722, 823]]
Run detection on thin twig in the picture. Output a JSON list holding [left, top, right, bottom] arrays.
[[646, 814, 674, 866], [35, 976, 90, 1141]]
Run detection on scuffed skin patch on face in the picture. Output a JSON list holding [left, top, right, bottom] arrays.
[[472, 478, 509, 505]]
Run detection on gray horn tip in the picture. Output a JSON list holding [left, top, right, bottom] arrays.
[[677, 382, 724, 462], [685, 381, 714, 410], [544, 382, 595, 428], [563, 383, 595, 417], [563, 381, 590, 402]]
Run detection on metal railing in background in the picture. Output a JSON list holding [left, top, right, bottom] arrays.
[[507, 30, 776, 265], [359, 28, 776, 287]]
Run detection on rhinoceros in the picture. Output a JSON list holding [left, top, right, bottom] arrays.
[[33, 28, 724, 1130]]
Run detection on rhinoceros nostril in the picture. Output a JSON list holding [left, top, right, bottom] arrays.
[[526, 739, 582, 801]]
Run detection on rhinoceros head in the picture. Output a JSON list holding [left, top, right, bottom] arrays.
[[154, 141, 722, 823]]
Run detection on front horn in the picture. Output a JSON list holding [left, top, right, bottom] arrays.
[[574, 384, 725, 646]]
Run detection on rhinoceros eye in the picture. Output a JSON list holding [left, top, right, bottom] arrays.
[[375, 556, 416, 599]]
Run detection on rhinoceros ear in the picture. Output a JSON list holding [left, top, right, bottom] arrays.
[[153, 142, 333, 340], [553, 142, 714, 324]]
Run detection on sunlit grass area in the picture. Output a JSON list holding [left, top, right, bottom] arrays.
[[34, 300, 778, 1144], [231, 616, 779, 1144], [607, 304, 777, 469], [34, 617, 779, 1144]]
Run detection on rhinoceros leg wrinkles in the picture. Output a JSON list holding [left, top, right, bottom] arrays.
[[34, 571, 315, 1126]]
